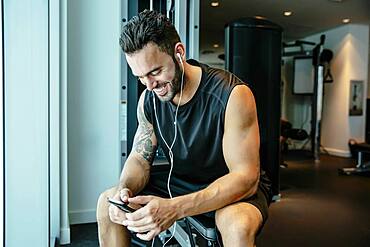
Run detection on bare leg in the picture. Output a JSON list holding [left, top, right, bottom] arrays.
[[216, 202, 263, 247], [96, 187, 131, 247]]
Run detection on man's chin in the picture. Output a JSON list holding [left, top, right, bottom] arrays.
[[157, 95, 172, 102], [156, 92, 175, 102]]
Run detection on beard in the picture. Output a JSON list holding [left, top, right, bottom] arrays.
[[156, 58, 183, 102]]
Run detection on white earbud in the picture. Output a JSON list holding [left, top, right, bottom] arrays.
[[176, 53, 183, 64]]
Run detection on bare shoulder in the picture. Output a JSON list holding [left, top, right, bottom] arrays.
[[225, 85, 257, 128], [137, 90, 147, 119], [136, 90, 154, 127]]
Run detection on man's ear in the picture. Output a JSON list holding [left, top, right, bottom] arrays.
[[174, 42, 185, 61]]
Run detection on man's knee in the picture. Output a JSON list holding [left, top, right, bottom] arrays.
[[97, 186, 117, 223], [215, 202, 263, 241], [97, 187, 131, 246]]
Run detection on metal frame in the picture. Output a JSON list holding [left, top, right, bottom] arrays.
[[174, 0, 187, 50], [120, 0, 129, 166], [188, 0, 199, 60], [313, 65, 324, 161], [158, 217, 218, 247]]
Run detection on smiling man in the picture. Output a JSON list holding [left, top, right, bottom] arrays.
[[96, 10, 272, 247]]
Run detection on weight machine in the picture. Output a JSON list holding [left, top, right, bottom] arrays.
[[283, 35, 333, 161]]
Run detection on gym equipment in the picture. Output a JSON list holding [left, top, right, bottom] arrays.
[[158, 215, 219, 247], [283, 36, 332, 161], [281, 119, 309, 141], [311, 35, 326, 161], [132, 210, 219, 247], [339, 140, 370, 175]]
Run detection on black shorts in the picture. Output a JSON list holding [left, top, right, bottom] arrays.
[[140, 167, 270, 228]]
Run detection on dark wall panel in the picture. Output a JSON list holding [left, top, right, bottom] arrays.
[[225, 18, 282, 196]]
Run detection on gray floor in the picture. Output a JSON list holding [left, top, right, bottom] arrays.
[[63, 152, 370, 246], [256, 151, 370, 247]]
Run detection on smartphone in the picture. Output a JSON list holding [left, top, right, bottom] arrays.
[[107, 197, 136, 213]]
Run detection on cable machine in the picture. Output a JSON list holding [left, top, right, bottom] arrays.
[[283, 35, 333, 161]]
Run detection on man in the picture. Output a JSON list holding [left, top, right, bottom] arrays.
[[97, 10, 271, 247]]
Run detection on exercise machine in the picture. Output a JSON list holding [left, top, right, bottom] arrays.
[[339, 140, 370, 175]]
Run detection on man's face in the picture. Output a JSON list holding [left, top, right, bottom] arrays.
[[125, 43, 182, 102]]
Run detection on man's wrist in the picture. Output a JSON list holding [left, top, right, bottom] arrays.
[[171, 196, 188, 219]]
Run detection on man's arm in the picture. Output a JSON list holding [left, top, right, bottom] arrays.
[[118, 90, 158, 195], [173, 84, 260, 217]]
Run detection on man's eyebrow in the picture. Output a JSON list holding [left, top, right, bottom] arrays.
[[134, 66, 162, 78]]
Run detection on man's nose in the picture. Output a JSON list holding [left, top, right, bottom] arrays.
[[144, 77, 158, 91]]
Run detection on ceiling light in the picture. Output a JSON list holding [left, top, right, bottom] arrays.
[[211, 2, 219, 7], [255, 15, 266, 19], [213, 44, 219, 48], [342, 18, 350, 23], [283, 11, 293, 17]]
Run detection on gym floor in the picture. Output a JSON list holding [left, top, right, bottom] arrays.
[[257, 151, 370, 247], [64, 151, 370, 247]]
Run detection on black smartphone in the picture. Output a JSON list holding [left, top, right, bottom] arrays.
[[107, 197, 136, 213]]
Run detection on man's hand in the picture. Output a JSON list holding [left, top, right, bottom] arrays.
[[108, 188, 133, 225], [123, 196, 179, 241]]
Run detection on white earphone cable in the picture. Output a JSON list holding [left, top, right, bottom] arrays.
[[152, 57, 185, 247]]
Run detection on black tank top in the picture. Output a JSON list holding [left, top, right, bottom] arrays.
[[144, 59, 247, 185]]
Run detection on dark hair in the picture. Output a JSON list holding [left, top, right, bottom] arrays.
[[119, 10, 181, 56]]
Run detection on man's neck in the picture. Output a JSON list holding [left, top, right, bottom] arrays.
[[172, 62, 202, 106]]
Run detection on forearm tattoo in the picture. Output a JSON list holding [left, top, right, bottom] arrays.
[[133, 105, 157, 163]]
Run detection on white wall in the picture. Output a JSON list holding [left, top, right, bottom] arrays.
[[284, 24, 369, 156], [4, 0, 49, 245], [67, 0, 122, 224]]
